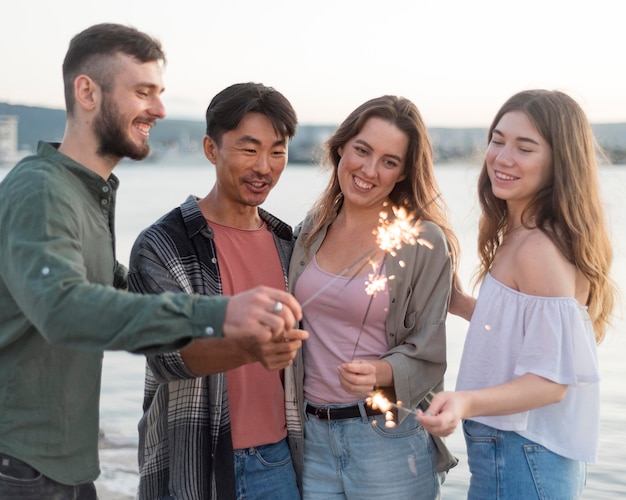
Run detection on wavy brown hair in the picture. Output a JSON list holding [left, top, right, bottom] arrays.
[[301, 95, 459, 269], [475, 89, 615, 342]]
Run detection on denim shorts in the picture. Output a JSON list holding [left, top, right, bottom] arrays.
[[463, 419, 586, 499], [233, 437, 300, 500], [303, 400, 445, 499]]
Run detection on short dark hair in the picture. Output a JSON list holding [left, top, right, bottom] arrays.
[[62, 23, 166, 115], [205, 82, 297, 145]]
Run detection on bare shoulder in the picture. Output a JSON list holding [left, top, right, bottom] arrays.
[[513, 229, 577, 298]]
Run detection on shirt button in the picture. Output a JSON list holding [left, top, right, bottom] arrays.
[[101, 199, 108, 206], [204, 326, 214, 336], [102, 186, 110, 193]]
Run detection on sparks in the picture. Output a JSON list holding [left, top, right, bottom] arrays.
[[366, 390, 415, 427], [374, 206, 431, 256], [365, 271, 388, 296]]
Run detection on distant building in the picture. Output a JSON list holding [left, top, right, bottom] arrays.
[[0, 115, 29, 165]]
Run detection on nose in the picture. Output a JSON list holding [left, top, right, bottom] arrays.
[[360, 157, 377, 177], [149, 95, 166, 119], [253, 154, 271, 174], [495, 145, 514, 166]]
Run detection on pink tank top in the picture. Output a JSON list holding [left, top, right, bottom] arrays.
[[295, 255, 389, 404]]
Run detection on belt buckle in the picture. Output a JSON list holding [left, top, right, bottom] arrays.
[[313, 406, 331, 419]]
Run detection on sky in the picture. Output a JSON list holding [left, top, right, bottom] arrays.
[[1, 0, 624, 128]]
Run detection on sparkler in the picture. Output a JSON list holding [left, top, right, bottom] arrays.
[[349, 206, 432, 359], [301, 204, 429, 310], [367, 390, 416, 428]]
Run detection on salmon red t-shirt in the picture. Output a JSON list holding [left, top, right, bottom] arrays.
[[209, 219, 287, 449]]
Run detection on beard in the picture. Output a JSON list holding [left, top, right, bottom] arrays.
[[94, 95, 151, 161]]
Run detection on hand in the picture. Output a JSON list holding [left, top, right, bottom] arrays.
[[416, 391, 469, 437], [338, 360, 377, 397], [245, 327, 309, 371], [223, 286, 302, 342]]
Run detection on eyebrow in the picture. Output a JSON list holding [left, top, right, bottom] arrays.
[[354, 138, 403, 162], [236, 135, 287, 147], [492, 128, 541, 146]]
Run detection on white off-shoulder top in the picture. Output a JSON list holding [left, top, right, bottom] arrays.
[[456, 273, 600, 462]]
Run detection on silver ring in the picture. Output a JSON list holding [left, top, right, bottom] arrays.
[[272, 301, 283, 314]]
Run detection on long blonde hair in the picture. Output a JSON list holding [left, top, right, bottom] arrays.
[[301, 95, 459, 268], [476, 89, 615, 342]]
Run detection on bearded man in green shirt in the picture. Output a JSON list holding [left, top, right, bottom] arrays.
[[0, 23, 303, 499]]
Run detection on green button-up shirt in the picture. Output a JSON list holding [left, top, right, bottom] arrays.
[[0, 142, 227, 484]]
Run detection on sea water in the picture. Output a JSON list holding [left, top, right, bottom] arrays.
[[2, 159, 624, 498]]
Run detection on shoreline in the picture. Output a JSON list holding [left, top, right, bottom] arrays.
[[96, 436, 139, 499]]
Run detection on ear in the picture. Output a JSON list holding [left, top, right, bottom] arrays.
[[73, 75, 100, 112], [338, 145, 344, 157], [396, 171, 407, 183], [203, 135, 218, 164]]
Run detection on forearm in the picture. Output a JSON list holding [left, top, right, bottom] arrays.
[[448, 290, 476, 321], [181, 337, 255, 375], [463, 373, 567, 418]]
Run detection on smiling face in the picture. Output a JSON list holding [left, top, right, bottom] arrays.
[[486, 110, 553, 212], [205, 112, 288, 210], [337, 116, 408, 211], [94, 54, 165, 160]]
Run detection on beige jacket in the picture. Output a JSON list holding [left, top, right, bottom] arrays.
[[284, 213, 458, 474]]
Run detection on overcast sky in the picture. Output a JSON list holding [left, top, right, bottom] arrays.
[[1, 0, 623, 127]]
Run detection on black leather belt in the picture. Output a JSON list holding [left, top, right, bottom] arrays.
[[306, 403, 381, 420]]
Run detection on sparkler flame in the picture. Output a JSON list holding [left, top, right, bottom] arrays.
[[375, 206, 431, 256], [366, 390, 415, 428], [364, 271, 388, 296]]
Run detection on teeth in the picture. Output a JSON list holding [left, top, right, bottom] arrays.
[[495, 171, 517, 181], [354, 177, 373, 189]]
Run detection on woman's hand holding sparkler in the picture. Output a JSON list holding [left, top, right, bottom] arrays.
[[338, 359, 393, 397], [416, 390, 469, 437]]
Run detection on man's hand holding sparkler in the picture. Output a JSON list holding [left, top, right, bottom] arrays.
[[338, 359, 392, 397], [237, 325, 309, 371], [183, 287, 308, 375], [224, 286, 303, 343]]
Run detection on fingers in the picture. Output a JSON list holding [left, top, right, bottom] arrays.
[[255, 331, 305, 371], [222, 286, 303, 341], [338, 361, 377, 397], [270, 289, 302, 323], [416, 410, 458, 437]]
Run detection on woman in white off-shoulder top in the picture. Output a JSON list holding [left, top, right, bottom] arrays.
[[418, 89, 617, 499]]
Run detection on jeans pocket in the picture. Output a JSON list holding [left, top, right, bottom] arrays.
[[524, 445, 586, 499], [462, 419, 497, 442], [0, 455, 42, 482], [370, 412, 423, 439], [254, 441, 293, 468]]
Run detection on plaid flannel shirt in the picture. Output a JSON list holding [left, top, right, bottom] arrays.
[[128, 195, 298, 500]]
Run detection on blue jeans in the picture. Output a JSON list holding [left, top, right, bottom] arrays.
[[233, 437, 300, 500], [303, 400, 444, 499], [0, 452, 97, 499], [463, 420, 586, 499]]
